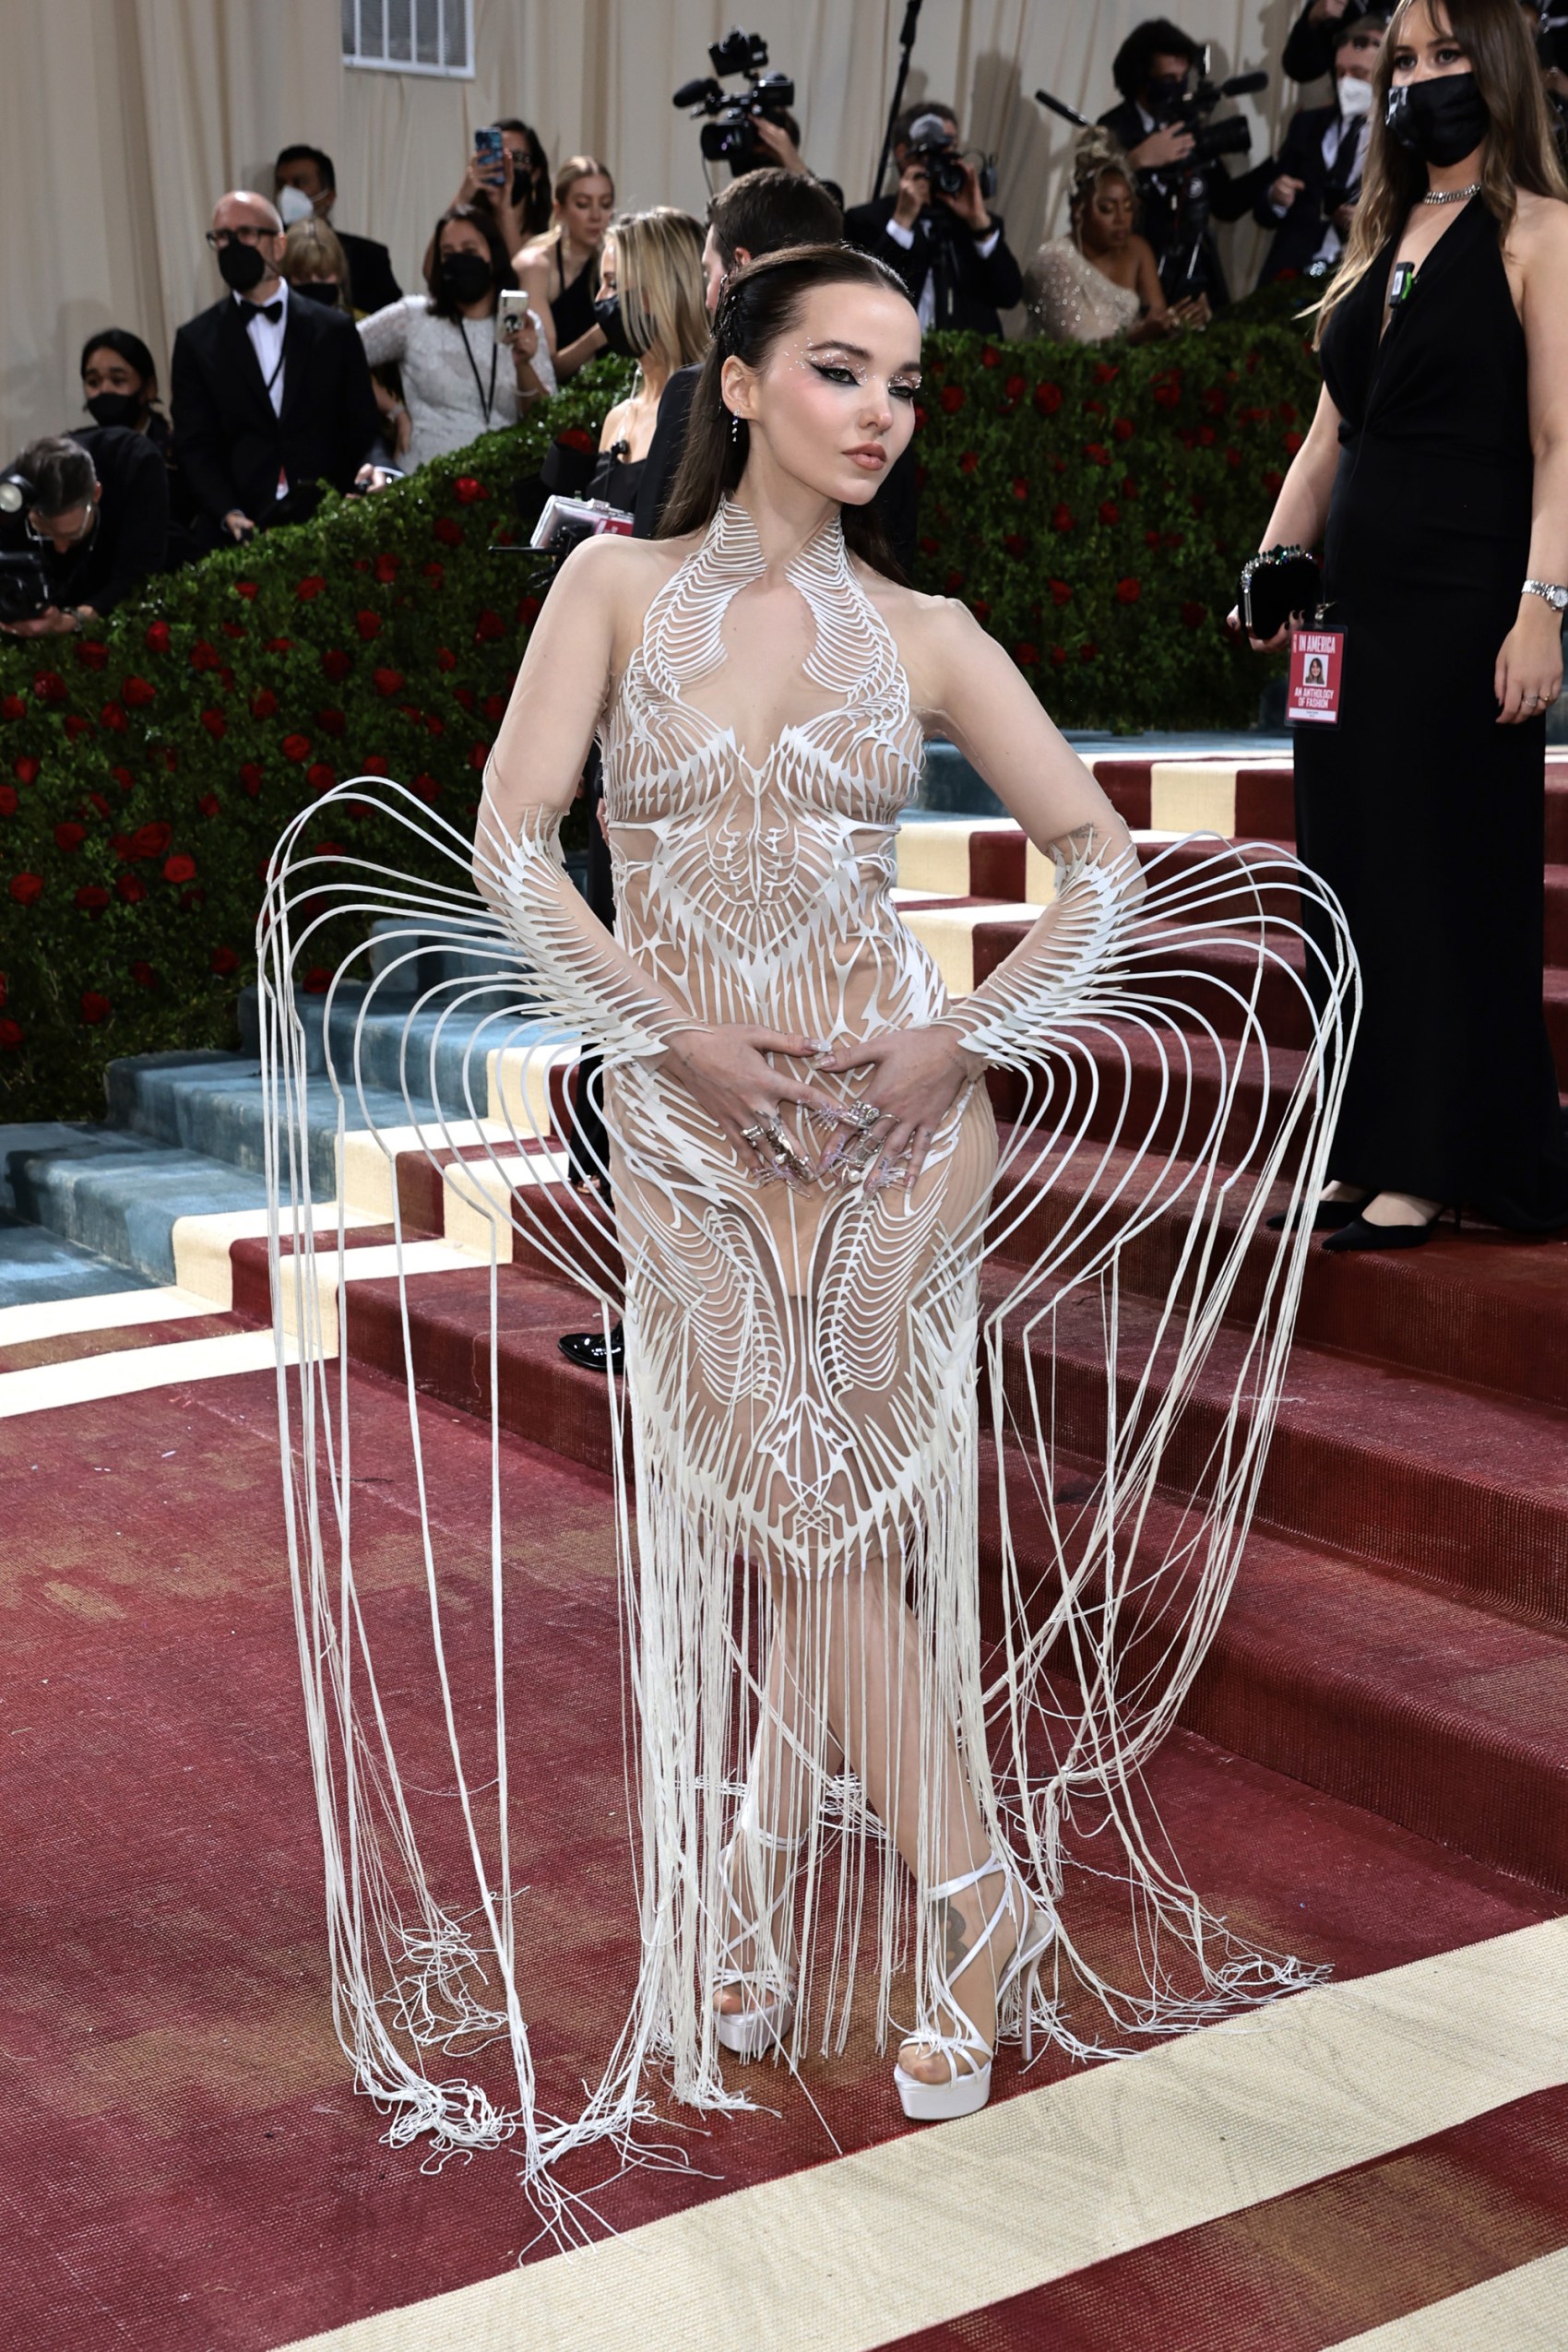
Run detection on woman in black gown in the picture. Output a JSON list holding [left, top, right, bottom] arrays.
[[1243, 0, 1568, 1245]]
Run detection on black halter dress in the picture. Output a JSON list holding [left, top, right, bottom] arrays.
[[1297, 194, 1568, 1227]]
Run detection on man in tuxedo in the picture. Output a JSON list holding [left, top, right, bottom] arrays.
[[843, 105, 1023, 335], [1256, 14, 1385, 281], [1099, 18, 1274, 307], [275, 144, 402, 316], [172, 190, 381, 546]]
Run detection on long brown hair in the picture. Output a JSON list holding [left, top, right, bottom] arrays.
[[1313, 0, 1567, 341], [658, 244, 915, 582]]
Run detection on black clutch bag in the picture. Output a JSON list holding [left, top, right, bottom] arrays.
[[1239, 545, 1322, 639]]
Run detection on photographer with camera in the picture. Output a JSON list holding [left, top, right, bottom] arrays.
[[1256, 13, 1385, 281], [1281, 1, 1392, 85], [1099, 19, 1274, 306], [844, 105, 1023, 333], [0, 432, 168, 636]]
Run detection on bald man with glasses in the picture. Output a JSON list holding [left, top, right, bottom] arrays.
[[171, 189, 380, 545]]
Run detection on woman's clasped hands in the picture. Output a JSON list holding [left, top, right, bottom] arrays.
[[662, 1022, 981, 1202]]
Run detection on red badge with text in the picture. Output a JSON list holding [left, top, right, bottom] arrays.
[[1287, 625, 1344, 725]]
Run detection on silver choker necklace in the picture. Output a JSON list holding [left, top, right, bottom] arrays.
[[1422, 181, 1481, 205]]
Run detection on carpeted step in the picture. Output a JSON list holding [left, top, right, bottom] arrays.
[[1549, 771, 1568, 865], [3, 1129, 271, 1287], [1546, 863, 1567, 968]]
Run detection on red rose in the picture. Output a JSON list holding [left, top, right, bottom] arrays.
[[1200, 386, 1227, 416], [1197, 425, 1216, 448], [1011, 477, 1028, 501], [360, 754, 390, 777], [1114, 578, 1142, 605], [473, 610, 505, 643], [374, 552, 402, 583], [1084, 443, 1110, 467], [266, 636, 292, 653], [53, 822, 87, 851], [1033, 382, 1063, 416], [117, 873, 148, 904], [307, 763, 337, 795], [130, 960, 157, 988], [9, 873, 43, 905], [433, 517, 464, 548], [980, 345, 1000, 369], [1051, 504, 1075, 533], [373, 666, 405, 697], [557, 426, 595, 454], [517, 595, 541, 629], [969, 600, 991, 624], [161, 746, 177, 771], [453, 475, 487, 503], [239, 762, 263, 798], [435, 647, 457, 671], [944, 569, 965, 594], [412, 773, 442, 803], [911, 404, 928, 432], [88, 791, 110, 818], [252, 688, 279, 719], [0, 1017, 20, 1051], [64, 715, 92, 742], [422, 561, 445, 586], [1014, 642, 1039, 666], [938, 385, 967, 414], [1181, 601, 1207, 630], [313, 839, 346, 860], [1152, 382, 1182, 410], [1278, 400, 1298, 424], [111, 766, 133, 792], [75, 885, 111, 913], [1004, 374, 1026, 400], [145, 620, 172, 654], [0, 787, 16, 816], [162, 853, 196, 884], [211, 945, 240, 976], [1080, 642, 1099, 663], [1112, 418, 1134, 442], [0, 971, 7, 1005], [1263, 469, 1284, 496], [234, 579, 259, 600], [424, 714, 445, 736], [197, 792, 220, 817], [453, 686, 476, 713], [13, 757, 39, 785], [295, 576, 327, 600], [303, 966, 332, 995], [129, 820, 171, 859], [190, 639, 222, 672], [100, 701, 127, 732], [80, 992, 112, 1026], [316, 708, 346, 739], [1099, 500, 1120, 526], [354, 610, 382, 640], [1283, 430, 1304, 455], [321, 648, 351, 682], [200, 707, 227, 738], [32, 671, 67, 703], [958, 452, 979, 475], [467, 740, 490, 770], [1050, 647, 1068, 670], [122, 675, 156, 707], [281, 733, 311, 762], [0, 695, 25, 721], [1049, 579, 1072, 607], [481, 693, 506, 723], [1093, 361, 1119, 385], [75, 638, 109, 671]]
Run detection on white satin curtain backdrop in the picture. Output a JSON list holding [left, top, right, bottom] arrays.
[[2, 0, 1310, 453]]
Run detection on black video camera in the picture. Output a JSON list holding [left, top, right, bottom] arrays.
[[903, 111, 970, 200], [1147, 58, 1265, 171], [0, 551, 53, 624], [672, 27, 795, 174]]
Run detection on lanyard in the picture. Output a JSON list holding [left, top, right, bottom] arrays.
[[457, 315, 499, 424]]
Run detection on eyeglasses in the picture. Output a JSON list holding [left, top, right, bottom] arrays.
[[206, 226, 279, 248]]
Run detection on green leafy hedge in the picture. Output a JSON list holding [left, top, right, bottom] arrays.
[[0, 318, 1317, 1122]]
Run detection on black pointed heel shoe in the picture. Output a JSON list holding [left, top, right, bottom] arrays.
[[1266, 1192, 1371, 1234], [1320, 1206, 1459, 1254], [559, 1322, 624, 1372]]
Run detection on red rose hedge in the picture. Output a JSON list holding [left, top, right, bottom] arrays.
[[0, 317, 1315, 1120]]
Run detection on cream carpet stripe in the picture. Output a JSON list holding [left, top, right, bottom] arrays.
[[277, 1918, 1568, 2352], [0, 1327, 297, 1415], [1327, 2244, 1568, 2348], [0, 1285, 216, 1347]]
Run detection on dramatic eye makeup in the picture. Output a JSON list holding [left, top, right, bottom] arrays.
[[803, 341, 922, 400]]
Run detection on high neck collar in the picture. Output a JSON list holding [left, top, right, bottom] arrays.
[[709, 496, 846, 580]]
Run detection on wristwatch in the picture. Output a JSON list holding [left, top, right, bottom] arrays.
[[1522, 578, 1568, 612]]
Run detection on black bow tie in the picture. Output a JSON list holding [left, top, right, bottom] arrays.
[[252, 299, 284, 324]]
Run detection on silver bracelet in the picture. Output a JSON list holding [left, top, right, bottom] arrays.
[[1522, 578, 1568, 612]]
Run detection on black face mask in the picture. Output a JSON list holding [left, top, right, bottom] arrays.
[[84, 390, 143, 430], [441, 251, 494, 305], [592, 292, 636, 356], [1145, 72, 1188, 116], [294, 279, 341, 306], [218, 237, 270, 294], [1385, 71, 1490, 166]]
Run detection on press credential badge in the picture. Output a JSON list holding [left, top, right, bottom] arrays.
[[1288, 625, 1344, 725]]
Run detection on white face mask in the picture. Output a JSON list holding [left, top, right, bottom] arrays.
[[1336, 71, 1375, 118], [278, 184, 316, 226]]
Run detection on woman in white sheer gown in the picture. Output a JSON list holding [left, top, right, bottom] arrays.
[[262, 244, 1354, 2231]]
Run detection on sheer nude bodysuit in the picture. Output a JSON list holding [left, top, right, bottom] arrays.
[[261, 496, 1359, 2231]]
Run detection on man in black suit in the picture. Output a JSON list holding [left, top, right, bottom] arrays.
[[1099, 18, 1275, 307], [1256, 14, 1385, 282], [172, 189, 382, 546], [275, 144, 402, 316], [843, 105, 1023, 336]]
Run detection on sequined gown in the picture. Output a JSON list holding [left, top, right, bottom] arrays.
[[260, 498, 1357, 2230], [1023, 238, 1142, 343]]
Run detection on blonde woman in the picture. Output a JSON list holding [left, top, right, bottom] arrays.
[[1024, 134, 1205, 344], [515, 155, 617, 378], [281, 216, 354, 315], [588, 208, 710, 514]]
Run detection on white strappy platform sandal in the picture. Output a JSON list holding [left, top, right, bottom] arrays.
[[893, 1851, 1056, 2122], [713, 1825, 797, 2061]]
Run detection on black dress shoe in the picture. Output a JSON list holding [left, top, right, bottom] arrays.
[[1320, 1206, 1457, 1253], [1266, 1193, 1370, 1234], [559, 1323, 624, 1372]]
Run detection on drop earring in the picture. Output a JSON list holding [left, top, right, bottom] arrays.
[[730, 410, 741, 445]]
